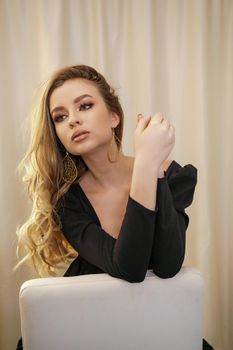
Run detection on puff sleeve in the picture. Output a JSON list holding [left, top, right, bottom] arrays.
[[149, 161, 197, 278]]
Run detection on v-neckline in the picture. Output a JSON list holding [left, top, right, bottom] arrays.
[[76, 180, 102, 226], [75, 159, 176, 224]]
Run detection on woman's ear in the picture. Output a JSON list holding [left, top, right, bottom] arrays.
[[110, 112, 120, 128]]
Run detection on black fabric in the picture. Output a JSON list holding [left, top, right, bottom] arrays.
[[59, 160, 197, 281]]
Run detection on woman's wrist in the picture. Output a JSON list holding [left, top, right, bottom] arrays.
[[133, 154, 161, 176], [158, 165, 165, 178], [130, 156, 159, 210]]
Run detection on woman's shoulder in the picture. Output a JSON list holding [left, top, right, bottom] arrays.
[[56, 181, 82, 212]]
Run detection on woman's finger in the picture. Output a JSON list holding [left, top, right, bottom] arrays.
[[161, 118, 170, 129], [150, 112, 165, 125], [136, 114, 151, 132]]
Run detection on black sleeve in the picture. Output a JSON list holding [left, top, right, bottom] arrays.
[[149, 162, 197, 278], [57, 193, 156, 283]]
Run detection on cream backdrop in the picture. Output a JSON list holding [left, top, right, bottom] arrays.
[[0, 0, 232, 349]]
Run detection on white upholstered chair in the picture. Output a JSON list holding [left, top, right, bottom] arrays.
[[19, 267, 204, 350]]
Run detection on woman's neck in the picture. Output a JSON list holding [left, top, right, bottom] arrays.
[[81, 152, 134, 191]]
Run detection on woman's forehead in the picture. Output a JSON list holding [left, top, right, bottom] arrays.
[[49, 79, 100, 111]]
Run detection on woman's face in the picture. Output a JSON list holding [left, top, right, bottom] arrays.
[[49, 78, 119, 156]]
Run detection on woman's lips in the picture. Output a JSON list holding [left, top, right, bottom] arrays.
[[72, 132, 90, 142]]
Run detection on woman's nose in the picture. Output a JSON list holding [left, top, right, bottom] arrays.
[[68, 111, 82, 127]]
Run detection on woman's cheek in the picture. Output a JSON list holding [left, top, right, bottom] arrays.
[[55, 128, 67, 146]]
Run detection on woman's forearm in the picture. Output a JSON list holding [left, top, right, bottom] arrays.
[[130, 157, 159, 210], [149, 178, 188, 278]]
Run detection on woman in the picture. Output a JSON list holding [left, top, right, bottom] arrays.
[[16, 65, 212, 349]]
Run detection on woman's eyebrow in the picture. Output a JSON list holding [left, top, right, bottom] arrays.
[[51, 94, 93, 115], [73, 94, 93, 104]]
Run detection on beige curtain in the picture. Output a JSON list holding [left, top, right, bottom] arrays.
[[0, 0, 232, 349]]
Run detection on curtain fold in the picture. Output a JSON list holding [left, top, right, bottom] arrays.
[[0, 1, 232, 349]]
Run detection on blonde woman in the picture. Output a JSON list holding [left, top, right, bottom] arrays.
[[16, 65, 212, 349]]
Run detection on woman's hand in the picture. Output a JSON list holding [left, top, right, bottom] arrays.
[[134, 112, 175, 173]]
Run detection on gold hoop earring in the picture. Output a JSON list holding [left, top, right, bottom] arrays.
[[62, 152, 78, 183], [107, 128, 121, 163]]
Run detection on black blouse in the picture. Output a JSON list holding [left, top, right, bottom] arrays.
[[56, 160, 197, 282]]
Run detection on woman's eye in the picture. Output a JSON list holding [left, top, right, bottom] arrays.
[[53, 115, 67, 122], [79, 103, 93, 111]]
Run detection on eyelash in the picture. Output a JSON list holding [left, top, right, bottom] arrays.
[[53, 103, 94, 122], [80, 102, 93, 111], [53, 115, 66, 123]]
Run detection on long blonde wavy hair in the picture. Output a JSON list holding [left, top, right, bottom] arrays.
[[15, 65, 124, 277]]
